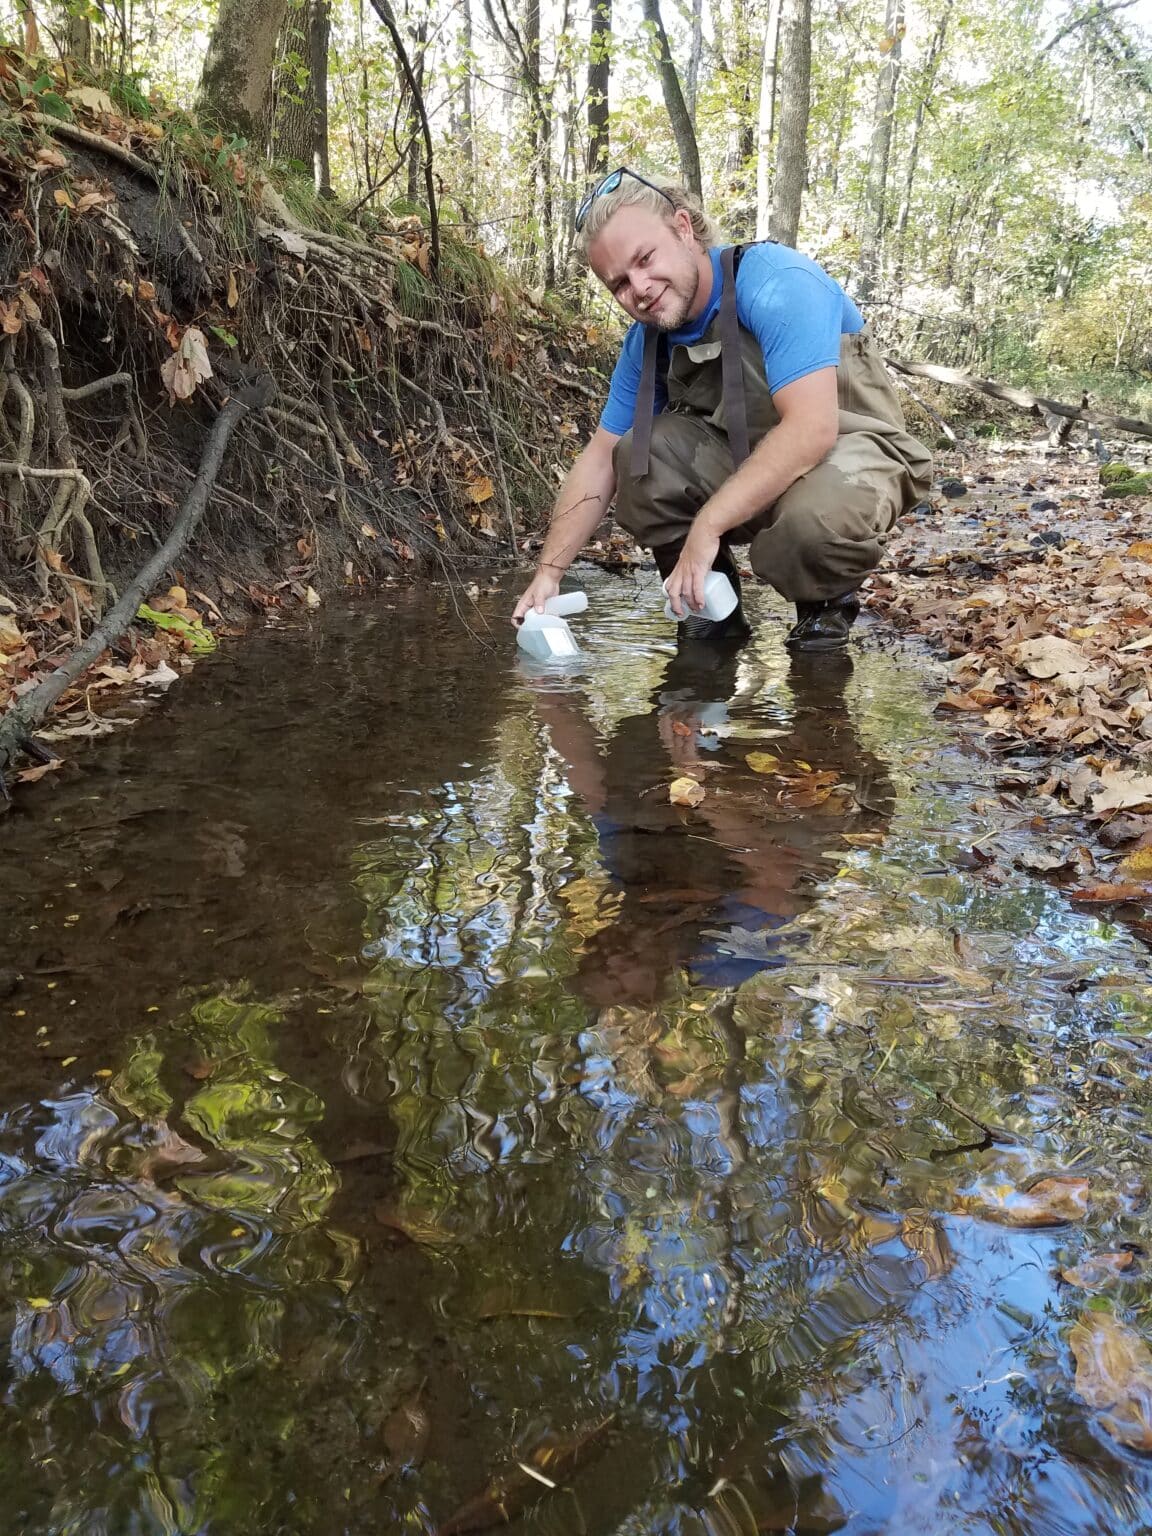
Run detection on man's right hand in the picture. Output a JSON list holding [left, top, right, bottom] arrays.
[[511, 568, 561, 625]]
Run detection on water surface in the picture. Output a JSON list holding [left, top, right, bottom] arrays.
[[2, 570, 1151, 1535]]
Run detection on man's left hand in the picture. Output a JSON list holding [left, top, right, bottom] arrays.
[[664, 523, 720, 617]]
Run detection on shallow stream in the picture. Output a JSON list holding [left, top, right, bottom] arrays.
[[2, 570, 1151, 1534]]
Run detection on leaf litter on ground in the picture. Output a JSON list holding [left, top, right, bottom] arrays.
[[868, 444, 1152, 907]]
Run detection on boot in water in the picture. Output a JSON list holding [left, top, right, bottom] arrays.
[[654, 544, 752, 646], [785, 592, 860, 653]]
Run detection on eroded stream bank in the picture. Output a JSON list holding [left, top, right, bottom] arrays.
[[2, 570, 1151, 1535]]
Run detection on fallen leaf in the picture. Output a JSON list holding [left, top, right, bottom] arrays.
[[466, 475, 494, 504], [669, 776, 705, 808], [381, 1388, 430, 1477], [1061, 1252, 1135, 1290], [1119, 846, 1152, 879], [1091, 769, 1152, 816], [962, 1174, 1091, 1227], [0, 614, 25, 653], [160, 326, 212, 406], [745, 752, 781, 774], [1009, 636, 1105, 690], [15, 760, 61, 784], [226, 270, 239, 309], [304, 586, 321, 609], [1070, 882, 1149, 903], [273, 228, 308, 257], [68, 85, 116, 115], [1126, 541, 1152, 562], [1069, 1309, 1152, 1452], [53, 188, 75, 209]]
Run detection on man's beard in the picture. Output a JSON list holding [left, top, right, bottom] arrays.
[[640, 260, 698, 331]]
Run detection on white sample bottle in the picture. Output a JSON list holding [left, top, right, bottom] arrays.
[[663, 571, 738, 623], [516, 590, 588, 660]]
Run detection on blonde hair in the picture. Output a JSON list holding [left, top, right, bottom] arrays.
[[575, 173, 721, 256]]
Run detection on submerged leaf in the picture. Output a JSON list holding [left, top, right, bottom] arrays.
[[1061, 1252, 1135, 1291], [1069, 1310, 1152, 1451], [669, 776, 705, 808], [962, 1174, 1091, 1228]]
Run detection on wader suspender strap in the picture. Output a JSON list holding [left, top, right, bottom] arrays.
[[630, 325, 660, 479], [628, 244, 751, 478], [719, 244, 751, 469]]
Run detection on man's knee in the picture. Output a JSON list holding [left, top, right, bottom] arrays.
[[750, 463, 892, 602]]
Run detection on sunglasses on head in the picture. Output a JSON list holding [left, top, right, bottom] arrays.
[[575, 166, 679, 232]]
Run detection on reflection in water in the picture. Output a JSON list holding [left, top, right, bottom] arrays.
[[0, 573, 1151, 1534]]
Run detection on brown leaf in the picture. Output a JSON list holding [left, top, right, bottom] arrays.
[[1090, 769, 1152, 816], [53, 188, 75, 209], [1069, 1310, 1152, 1451], [226, 270, 239, 309], [0, 300, 22, 336], [466, 475, 494, 505], [1061, 1252, 1135, 1290], [1070, 882, 1149, 904], [669, 776, 705, 808], [160, 325, 213, 406], [381, 1388, 430, 1476], [963, 1174, 1091, 1227]]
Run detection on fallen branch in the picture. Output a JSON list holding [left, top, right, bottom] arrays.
[[0, 381, 273, 784], [886, 357, 1152, 440], [890, 370, 958, 444]]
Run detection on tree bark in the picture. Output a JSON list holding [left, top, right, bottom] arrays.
[[893, 0, 950, 281], [685, 0, 703, 120], [768, 0, 810, 246], [755, 0, 783, 238], [272, 0, 331, 190], [857, 0, 905, 305], [587, 0, 611, 175], [640, 0, 701, 195], [198, 0, 291, 140], [459, 0, 476, 191]]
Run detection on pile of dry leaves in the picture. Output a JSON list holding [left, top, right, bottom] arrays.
[[869, 437, 1152, 904]]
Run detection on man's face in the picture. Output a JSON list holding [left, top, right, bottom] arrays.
[[586, 204, 709, 331]]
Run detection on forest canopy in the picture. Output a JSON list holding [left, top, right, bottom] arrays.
[[5, 0, 1151, 412]]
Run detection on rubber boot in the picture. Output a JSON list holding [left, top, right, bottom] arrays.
[[784, 592, 861, 653]]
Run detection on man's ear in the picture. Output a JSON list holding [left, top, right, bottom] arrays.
[[673, 207, 696, 243]]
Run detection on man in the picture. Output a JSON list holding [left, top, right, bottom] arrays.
[[512, 168, 932, 651]]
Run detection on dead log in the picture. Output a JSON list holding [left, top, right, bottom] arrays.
[[0, 379, 273, 790], [886, 357, 1152, 440]]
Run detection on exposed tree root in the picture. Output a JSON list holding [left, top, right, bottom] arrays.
[[0, 381, 272, 788]]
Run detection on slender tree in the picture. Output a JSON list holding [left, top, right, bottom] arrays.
[[768, 0, 810, 245], [857, 0, 906, 303], [755, 0, 783, 238], [587, 0, 611, 175], [641, 0, 701, 195]]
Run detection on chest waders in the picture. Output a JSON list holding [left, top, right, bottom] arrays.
[[612, 244, 933, 648]]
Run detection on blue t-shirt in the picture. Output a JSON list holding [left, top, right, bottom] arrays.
[[599, 244, 863, 437]]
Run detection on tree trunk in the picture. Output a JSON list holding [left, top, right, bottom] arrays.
[[685, 0, 703, 119], [587, 0, 611, 174], [640, 0, 701, 195], [459, 0, 476, 191], [405, 13, 428, 207], [198, 0, 291, 141], [857, 0, 905, 305], [755, 0, 783, 238], [893, 0, 950, 282], [524, 0, 556, 286], [768, 0, 810, 246]]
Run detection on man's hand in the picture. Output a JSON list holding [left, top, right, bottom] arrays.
[[663, 522, 720, 618], [511, 567, 561, 625]]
